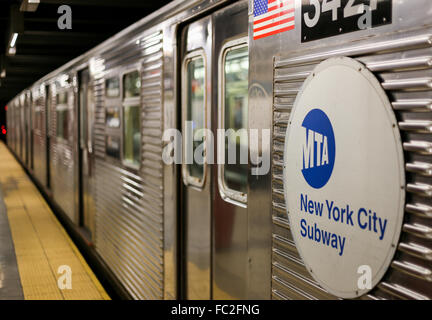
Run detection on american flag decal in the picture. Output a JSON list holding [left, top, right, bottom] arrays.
[[253, 0, 295, 40]]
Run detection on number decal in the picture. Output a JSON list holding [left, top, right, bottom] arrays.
[[304, 0, 321, 28], [322, 0, 341, 21], [344, 0, 364, 18], [301, 0, 392, 42]]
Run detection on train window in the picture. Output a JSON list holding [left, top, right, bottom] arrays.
[[184, 54, 206, 185], [56, 92, 71, 142], [106, 107, 120, 128], [57, 91, 68, 104], [33, 106, 43, 132], [123, 71, 141, 98], [106, 77, 120, 98], [219, 41, 249, 205], [56, 107, 71, 141], [106, 135, 121, 159], [123, 105, 140, 166], [122, 70, 141, 168]]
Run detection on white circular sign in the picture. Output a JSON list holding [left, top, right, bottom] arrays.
[[283, 57, 405, 298]]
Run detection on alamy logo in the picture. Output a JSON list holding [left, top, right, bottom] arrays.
[[301, 109, 335, 189]]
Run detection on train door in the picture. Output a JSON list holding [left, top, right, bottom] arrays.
[[15, 102, 19, 156], [24, 94, 29, 166], [12, 102, 16, 154], [18, 101, 23, 159], [78, 69, 95, 239], [29, 93, 34, 171], [21, 101, 25, 161], [45, 85, 51, 189], [212, 2, 249, 300], [181, 14, 213, 300], [180, 0, 249, 300], [21, 96, 26, 165]]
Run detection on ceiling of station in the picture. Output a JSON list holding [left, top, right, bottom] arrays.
[[0, 0, 172, 109]]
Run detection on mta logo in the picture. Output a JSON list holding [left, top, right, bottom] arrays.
[[301, 109, 335, 189]]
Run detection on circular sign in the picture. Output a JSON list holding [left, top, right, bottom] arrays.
[[283, 57, 405, 298]]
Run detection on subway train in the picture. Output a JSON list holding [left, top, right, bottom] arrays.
[[5, 0, 432, 300]]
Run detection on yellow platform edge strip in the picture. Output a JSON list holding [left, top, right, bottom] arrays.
[[0, 142, 110, 300]]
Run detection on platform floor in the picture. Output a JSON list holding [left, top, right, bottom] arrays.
[[0, 142, 109, 300]]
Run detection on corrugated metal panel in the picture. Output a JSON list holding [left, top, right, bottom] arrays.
[[92, 73, 106, 159], [31, 87, 47, 187], [50, 82, 76, 223], [272, 32, 432, 300], [17, 96, 24, 161], [94, 31, 164, 300], [48, 82, 57, 191]]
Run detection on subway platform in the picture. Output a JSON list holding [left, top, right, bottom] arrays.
[[0, 141, 109, 300]]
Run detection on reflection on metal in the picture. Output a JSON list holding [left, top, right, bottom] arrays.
[[382, 78, 432, 91], [212, 2, 249, 300], [51, 79, 76, 223], [367, 56, 432, 72], [407, 162, 432, 176], [398, 241, 432, 260], [182, 16, 212, 300], [399, 120, 432, 133], [406, 203, 432, 219], [275, 34, 432, 69], [393, 100, 432, 112], [30, 85, 48, 187], [20, 0, 40, 12], [407, 183, 432, 197], [405, 221, 431, 240], [0, 262, 3, 289], [93, 30, 165, 300]]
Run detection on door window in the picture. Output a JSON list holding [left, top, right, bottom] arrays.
[[122, 70, 141, 168], [56, 91, 72, 142], [183, 53, 206, 187], [218, 41, 249, 204], [105, 77, 120, 98], [106, 107, 121, 128]]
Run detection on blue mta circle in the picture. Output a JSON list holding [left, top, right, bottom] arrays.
[[300, 109, 335, 189]]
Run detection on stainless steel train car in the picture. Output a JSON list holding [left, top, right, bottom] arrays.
[[6, 0, 432, 300]]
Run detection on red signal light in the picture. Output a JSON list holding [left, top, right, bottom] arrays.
[[5, 106, 7, 111]]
